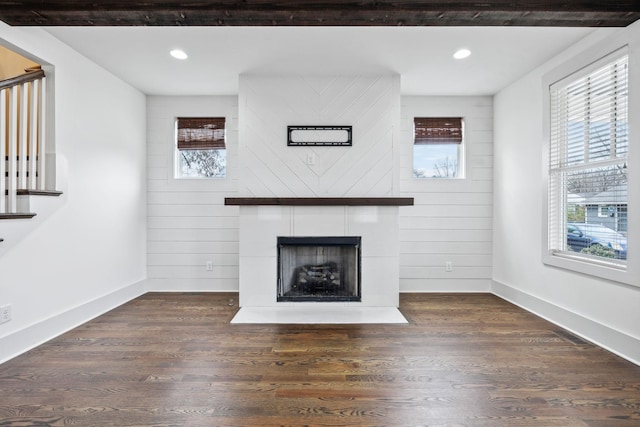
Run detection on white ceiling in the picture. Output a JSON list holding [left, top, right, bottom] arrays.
[[45, 26, 599, 96]]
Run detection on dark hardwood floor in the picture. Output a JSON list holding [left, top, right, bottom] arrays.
[[0, 293, 639, 426]]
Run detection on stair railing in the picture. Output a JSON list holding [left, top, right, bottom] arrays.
[[0, 69, 46, 214]]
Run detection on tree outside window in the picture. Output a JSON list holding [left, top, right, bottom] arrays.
[[413, 117, 464, 179]]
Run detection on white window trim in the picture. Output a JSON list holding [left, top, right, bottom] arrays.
[[542, 40, 637, 288]]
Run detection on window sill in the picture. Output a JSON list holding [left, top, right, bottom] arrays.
[[174, 176, 226, 180], [413, 176, 465, 180], [542, 251, 634, 287]]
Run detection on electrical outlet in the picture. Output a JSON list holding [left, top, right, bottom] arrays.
[[0, 305, 11, 324], [445, 262, 453, 272], [306, 153, 316, 165], [206, 261, 213, 271]]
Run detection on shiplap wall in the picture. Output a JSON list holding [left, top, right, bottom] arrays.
[[146, 96, 239, 291], [238, 75, 401, 196], [399, 96, 493, 292], [146, 92, 492, 293]]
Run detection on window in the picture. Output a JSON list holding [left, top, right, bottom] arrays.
[[548, 51, 628, 266], [598, 204, 616, 218], [175, 117, 226, 178], [413, 117, 464, 178]]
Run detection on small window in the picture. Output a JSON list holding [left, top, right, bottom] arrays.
[[175, 117, 226, 178], [598, 205, 616, 218], [413, 117, 464, 178]]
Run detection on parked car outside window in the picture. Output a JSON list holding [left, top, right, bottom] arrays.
[[567, 222, 627, 260]]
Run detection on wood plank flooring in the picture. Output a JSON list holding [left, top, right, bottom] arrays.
[[0, 293, 639, 426]]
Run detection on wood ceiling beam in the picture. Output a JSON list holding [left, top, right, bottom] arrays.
[[0, 1, 639, 27]]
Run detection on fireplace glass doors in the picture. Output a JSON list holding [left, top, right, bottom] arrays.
[[277, 236, 361, 302]]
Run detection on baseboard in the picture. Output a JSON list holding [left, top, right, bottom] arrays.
[[400, 279, 492, 293], [0, 279, 148, 364], [492, 279, 640, 366], [146, 278, 239, 292]]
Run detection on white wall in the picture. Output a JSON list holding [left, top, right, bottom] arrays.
[[239, 74, 401, 196], [399, 97, 493, 292], [0, 23, 147, 363], [146, 96, 239, 291], [493, 24, 640, 364]]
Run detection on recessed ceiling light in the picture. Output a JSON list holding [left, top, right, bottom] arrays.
[[453, 48, 471, 60], [170, 49, 188, 60]]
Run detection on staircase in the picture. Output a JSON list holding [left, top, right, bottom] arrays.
[[1, 68, 62, 245]]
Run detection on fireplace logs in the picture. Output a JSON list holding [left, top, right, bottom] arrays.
[[292, 261, 342, 293], [277, 236, 361, 302]]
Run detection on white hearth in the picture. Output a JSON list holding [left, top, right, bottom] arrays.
[[231, 305, 407, 324]]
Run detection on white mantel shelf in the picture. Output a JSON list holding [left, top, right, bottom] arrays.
[[225, 197, 414, 206]]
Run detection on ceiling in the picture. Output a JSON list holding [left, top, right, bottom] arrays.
[[44, 26, 603, 96], [3, 1, 636, 96]]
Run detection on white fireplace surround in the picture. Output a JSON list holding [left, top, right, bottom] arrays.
[[238, 204, 400, 307], [229, 201, 409, 323]]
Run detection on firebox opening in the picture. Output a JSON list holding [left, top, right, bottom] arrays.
[[277, 236, 361, 302]]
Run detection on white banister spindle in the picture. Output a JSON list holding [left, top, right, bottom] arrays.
[[37, 77, 46, 191], [28, 80, 39, 190], [0, 89, 7, 213], [18, 82, 29, 190], [7, 86, 18, 213], [1, 71, 47, 213]]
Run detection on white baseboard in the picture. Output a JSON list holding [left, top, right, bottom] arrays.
[[400, 278, 492, 293], [492, 279, 640, 366], [0, 279, 148, 365], [146, 278, 239, 292]]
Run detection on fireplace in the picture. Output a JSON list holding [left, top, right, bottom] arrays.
[[277, 236, 361, 302], [225, 199, 412, 311]]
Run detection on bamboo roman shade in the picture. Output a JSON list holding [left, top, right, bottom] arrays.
[[177, 117, 226, 150], [414, 117, 463, 145]]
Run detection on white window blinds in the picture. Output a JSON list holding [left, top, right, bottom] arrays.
[[548, 51, 628, 264]]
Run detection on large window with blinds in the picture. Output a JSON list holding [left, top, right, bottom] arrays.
[[548, 50, 628, 267], [413, 117, 464, 178], [175, 117, 226, 178]]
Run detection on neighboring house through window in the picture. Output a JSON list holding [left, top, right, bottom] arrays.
[[413, 117, 464, 178], [548, 50, 628, 265], [175, 117, 226, 178]]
